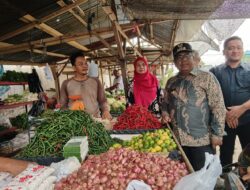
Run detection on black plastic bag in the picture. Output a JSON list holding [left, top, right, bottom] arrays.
[[28, 99, 45, 117], [28, 69, 43, 93]]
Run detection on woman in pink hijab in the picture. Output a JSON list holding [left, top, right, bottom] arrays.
[[127, 57, 163, 117]]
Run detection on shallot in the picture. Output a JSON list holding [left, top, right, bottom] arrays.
[[55, 148, 188, 190]]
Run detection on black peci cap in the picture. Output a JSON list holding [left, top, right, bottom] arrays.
[[238, 143, 250, 167], [173, 43, 193, 59]]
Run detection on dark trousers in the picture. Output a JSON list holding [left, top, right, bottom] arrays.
[[220, 122, 250, 171], [182, 145, 215, 171]]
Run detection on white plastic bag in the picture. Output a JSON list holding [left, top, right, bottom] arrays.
[[174, 153, 222, 190], [43, 63, 53, 80], [126, 180, 152, 190], [50, 157, 81, 181]]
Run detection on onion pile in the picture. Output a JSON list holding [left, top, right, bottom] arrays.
[[55, 148, 188, 190]]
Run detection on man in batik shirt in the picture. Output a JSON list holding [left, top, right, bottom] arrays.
[[162, 43, 226, 170]]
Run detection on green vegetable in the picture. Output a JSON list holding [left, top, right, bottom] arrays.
[[18, 110, 114, 157], [0, 125, 8, 132], [0, 71, 29, 82], [10, 113, 28, 130]]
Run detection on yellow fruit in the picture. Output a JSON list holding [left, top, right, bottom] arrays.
[[155, 146, 162, 152], [113, 143, 122, 148], [157, 140, 163, 145], [151, 149, 157, 153]]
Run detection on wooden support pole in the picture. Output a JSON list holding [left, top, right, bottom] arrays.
[[57, 0, 115, 54], [150, 54, 162, 65], [99, 61, 104, 85], [120, 39, 129, 96], [0, 24, 136, 55], [57, 61, 69, 77], [20, 14, 89, 51], [0, 0, 88, 42], [50, 65, 60, 101], [112, 22, 129, 96], [101, 4, 142, 57], [108, 67, 112, 86], [170, 20, 180, 50]]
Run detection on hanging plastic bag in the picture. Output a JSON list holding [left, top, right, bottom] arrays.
[[43, 63, 53, 80], [126, 180, 152, 190], [174, 153, 222, 190]]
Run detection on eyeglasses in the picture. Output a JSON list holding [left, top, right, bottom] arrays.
[[75, 62, 88, 67], [175, 53, 193, 62]]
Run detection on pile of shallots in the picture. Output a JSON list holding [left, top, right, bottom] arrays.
[[55, 148, 188, 190]]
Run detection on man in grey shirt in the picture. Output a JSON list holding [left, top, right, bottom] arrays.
[[210, 36, 250, 171], [60, 52, 112, 120]]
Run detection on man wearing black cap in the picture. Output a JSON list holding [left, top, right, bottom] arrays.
[[162, 43, 226, 170], [238, 143, 250, 183]]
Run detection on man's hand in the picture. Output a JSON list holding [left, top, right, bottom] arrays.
[[226, 116, 238, 129], [227, 105, 247, 120], [161, 112, 171, 124], [211, 136, 223, 149], [242, 167, 250, 182], [226, 105, 246, 128], [102, 110, 112, 120]]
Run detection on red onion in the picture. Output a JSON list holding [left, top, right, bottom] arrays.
[[55, 148, 189, 190]]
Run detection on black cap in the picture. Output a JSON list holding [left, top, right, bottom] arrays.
[[173, 43, 193, 58], [238, 143, 250, 167]]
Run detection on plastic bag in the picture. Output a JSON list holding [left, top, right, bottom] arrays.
[[224, 172, 246, 190], [43, 63, 53, 80], [174, 153, 222, 190], [126, 180, 152, 190], [28, 100, 44, 117], [50, 157, 81, 181]]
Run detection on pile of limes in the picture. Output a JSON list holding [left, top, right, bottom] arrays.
[[113, 129, 177, 153]]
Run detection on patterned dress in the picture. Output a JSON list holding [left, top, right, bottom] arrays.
[[127, 80, 163, 117]]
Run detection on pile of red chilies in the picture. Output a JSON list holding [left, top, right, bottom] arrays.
[[113, 105, 161, 130]]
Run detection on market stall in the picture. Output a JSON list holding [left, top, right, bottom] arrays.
[[1, 0, 250, 189], [0, 107, 194, 190]]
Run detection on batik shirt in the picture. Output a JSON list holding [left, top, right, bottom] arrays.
[[162, 69, 226, 146]]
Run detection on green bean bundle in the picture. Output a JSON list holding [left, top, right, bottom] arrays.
[[19, 110, 114, 157]]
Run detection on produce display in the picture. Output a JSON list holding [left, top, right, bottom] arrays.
[[0, 71, 29, 82], [10, 113, 29, 130], [113, 129, 177, 153], [3, 94, 23, 104], [0, 125, 8, 132], [106, 92, 126, 114], [113, 105, 161, 130], [55, 148, 189, 190], [18, 110, 114, 157], [3, 91, 37, 105]]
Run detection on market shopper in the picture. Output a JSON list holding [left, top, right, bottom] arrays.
[[60, 52, 112, 120], [105, 69, 124, 93], [162, 43, 226, 171], [210, 36, 250, 171], [127, 56, 163, 117]]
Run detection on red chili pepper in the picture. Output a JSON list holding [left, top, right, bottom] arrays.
[[113, 105, 161, 130]]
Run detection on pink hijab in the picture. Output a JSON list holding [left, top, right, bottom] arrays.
[[133, 57, 158, 108]]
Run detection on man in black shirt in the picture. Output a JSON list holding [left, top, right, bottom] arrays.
[[210, 36, 250, 171]]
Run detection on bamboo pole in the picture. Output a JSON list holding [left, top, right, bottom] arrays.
[[166, 123, 194, 173]]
